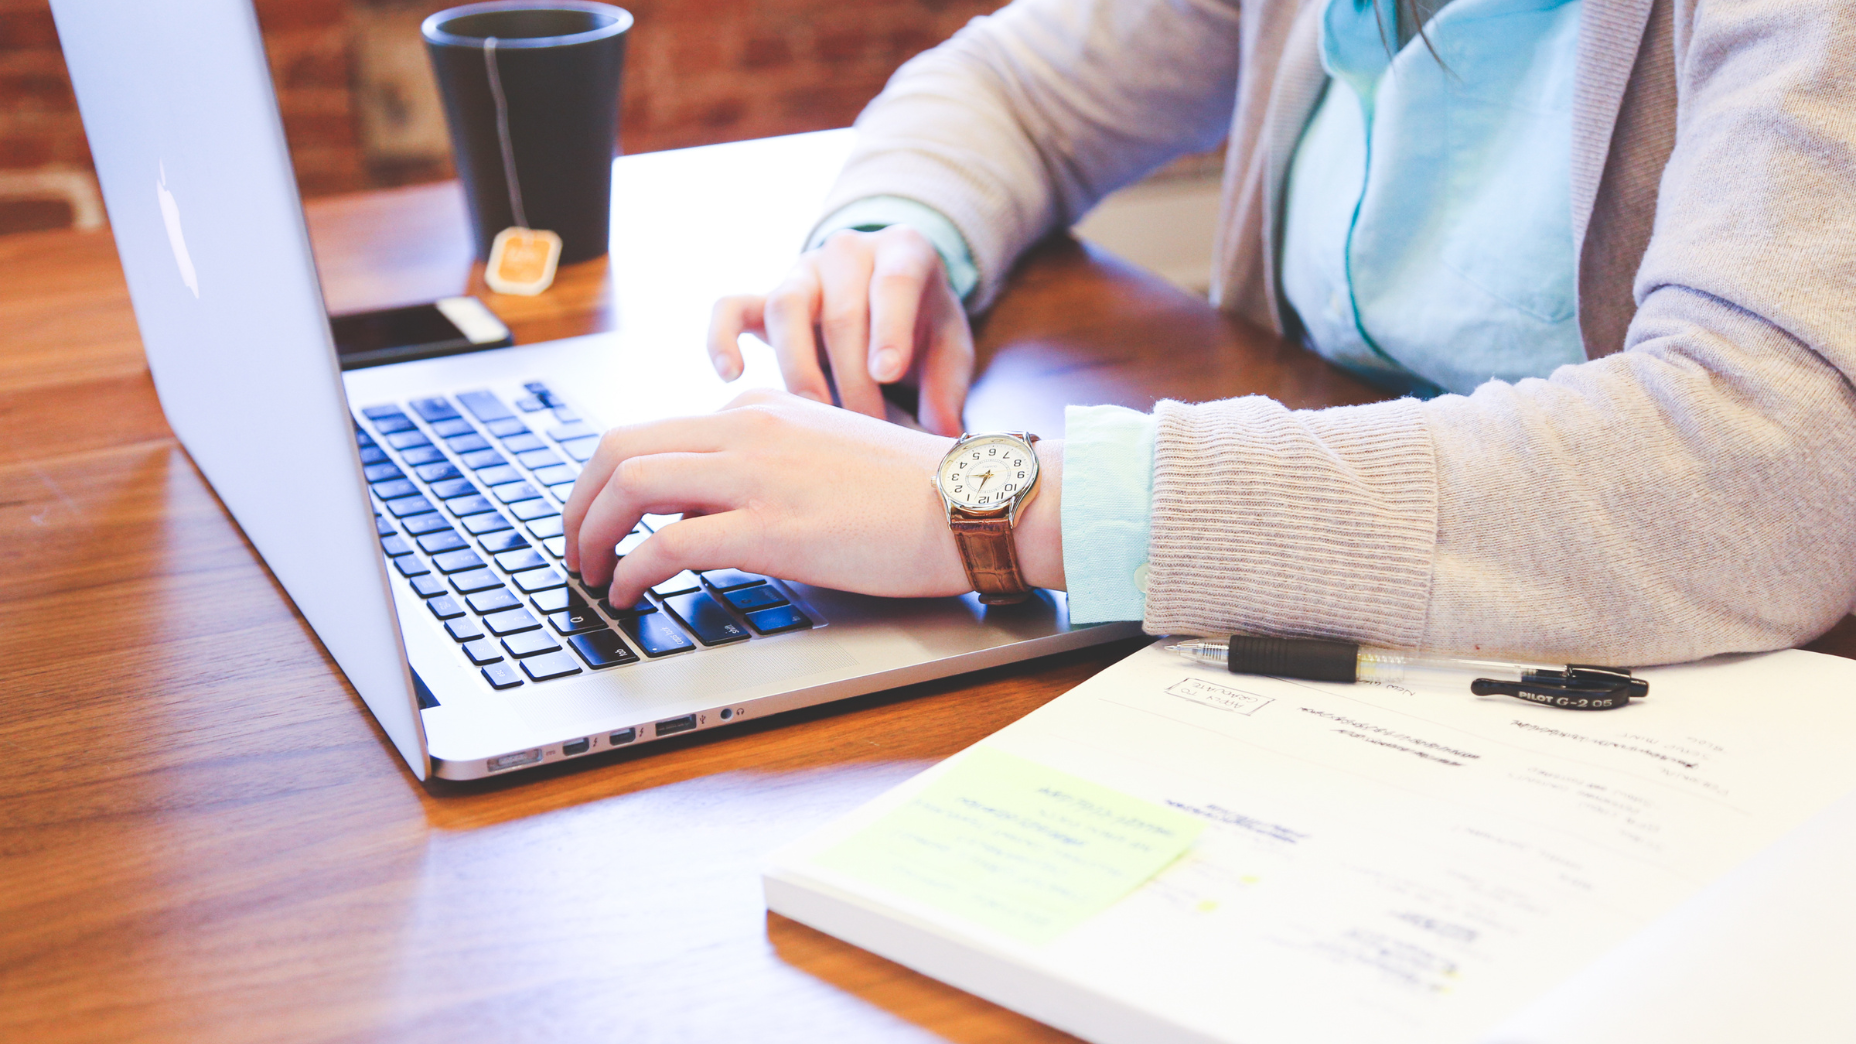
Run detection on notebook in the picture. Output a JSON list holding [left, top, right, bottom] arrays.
[[764, 640, 1856, 1044]]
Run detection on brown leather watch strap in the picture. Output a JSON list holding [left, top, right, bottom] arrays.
[[950, 515, 1033, 605]]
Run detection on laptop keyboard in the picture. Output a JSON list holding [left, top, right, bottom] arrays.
[[356, 380, 815, 691]]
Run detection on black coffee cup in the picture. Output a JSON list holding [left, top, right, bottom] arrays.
[[423, 2, 632, 266]]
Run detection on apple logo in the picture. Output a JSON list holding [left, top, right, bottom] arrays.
[[156, 161, 199, 298]]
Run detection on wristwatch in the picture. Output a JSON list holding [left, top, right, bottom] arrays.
[[933, 431, 1041, 604]]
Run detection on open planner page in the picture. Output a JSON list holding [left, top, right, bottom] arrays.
[[765, 641, 1856, 1044]]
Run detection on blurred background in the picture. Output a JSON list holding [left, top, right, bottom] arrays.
[[0, 0, 1221, 291]]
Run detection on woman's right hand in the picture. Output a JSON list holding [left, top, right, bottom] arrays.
[[705, 224, 975, 437]]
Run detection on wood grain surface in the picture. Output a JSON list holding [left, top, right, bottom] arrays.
[[2, 149, 1851, 1044]]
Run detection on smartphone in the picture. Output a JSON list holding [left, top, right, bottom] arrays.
[[329, 296, 513, 370]]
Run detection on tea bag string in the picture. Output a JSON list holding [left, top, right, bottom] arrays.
[[482, 36, 528, 230]]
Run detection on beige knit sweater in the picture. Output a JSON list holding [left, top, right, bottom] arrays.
[[819, 0, 1856, 664]]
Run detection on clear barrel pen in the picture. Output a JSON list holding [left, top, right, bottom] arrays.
[[1166, 636, 1648, 711]]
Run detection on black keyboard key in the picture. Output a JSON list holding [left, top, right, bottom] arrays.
[[400, 445, 446, 466], [513, 567, 566, 593], [430, 478, 479, 500], [402, 511, 452, 536], [371, 413, 416, 435], [417, 529, 468, 555], [516, 395, 546, 412], [615, 530, 650, 556], [384, 495, 435, 518], [361, 404, 404, 420], [600, 596, 655, 617], [485, 417, 529, 437], [446, 432, 491, 454], [461, 448, 507, 470], [457, 389, 515, 422], [446, 616, 485, 642], [560, 436, 599, 462], [547, 482, 576, 501], [494, 548, 549, 572], [492, 481, 540, 504], [652, 571, 701, 597], [427, 595, 465, 620], [410, 396, 460, 422], [701, 569, 767, 591], [511, 499, 559, 522], [364, 462, 404, 483], [409, 574, 446, 598], [461, 638, 503, 665], [520, 650, 581, 680], [483, 607, 541, 636], [502, 630, 561, 658], [551, 406, 580, 423], [445, 495, 494, 517], [546, 420, 597, 442], [569, 629, 638, 668], [532, 465, 577, 487], [662, 591, 750, 645], [359, 445, 389, 466], [371, 478, 419, 500], [621, 612, 695, 656], [467, 588, 521, 615], [449, 568, 502, 594], [386, 430, 431, 450], [415, 461, 462, 483], [527, 515, 565, 539], [723, 584, 787, 612], [374, 514, 396, 536], [381, 534, 414, 557], [394, 556, 431, 578], [548, 603, 605, 635], [481, 662, 523, 689], [463, 511, 513, 535], [530, 587, 578, 613], [543, 536, 566, 558], [746, 604, 812, 634], [523, 381, 550, 395], [478, 530, 530, 554], [501, 433, 546, 454], [519, 449, 564, 470], [432, 549, 485, 573], [476, 464, 523, 487], [430, 418, 474, 438]]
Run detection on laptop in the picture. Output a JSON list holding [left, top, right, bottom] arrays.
[[51, 0, 1141, 781]]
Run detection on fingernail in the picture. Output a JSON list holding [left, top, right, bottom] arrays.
[[711, 355, 740, 381], [870, 347, 901, 382]]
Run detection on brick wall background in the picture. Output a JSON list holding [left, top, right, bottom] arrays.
[[0, 0, 1009, 233]]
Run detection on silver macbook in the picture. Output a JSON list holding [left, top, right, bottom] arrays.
[[52, 0, 1140, 781]]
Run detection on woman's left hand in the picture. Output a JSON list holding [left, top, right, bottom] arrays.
[[562, 389, 1065, 608]]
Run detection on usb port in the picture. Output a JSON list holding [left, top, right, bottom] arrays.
[[609, 728, 636, 745], [562, 738, 590, 756], [486, 748, 543, 772], [655, 714, 697, 737]]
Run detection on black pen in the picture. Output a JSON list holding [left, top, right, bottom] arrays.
[[1166, 636, 1648, 711]]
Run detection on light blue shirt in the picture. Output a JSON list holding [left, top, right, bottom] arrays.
[[1282, 0, 1586, 397], [816, 0, 1587, 623]]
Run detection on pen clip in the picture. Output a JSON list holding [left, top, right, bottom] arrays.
[[1470, 666, 1647, 711]]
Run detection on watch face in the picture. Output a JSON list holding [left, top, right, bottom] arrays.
[[938, 435, 1037, 511]]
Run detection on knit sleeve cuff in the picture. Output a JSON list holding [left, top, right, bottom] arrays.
[[1143, 396, 1438, 645]]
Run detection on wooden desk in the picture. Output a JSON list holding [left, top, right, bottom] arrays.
[[2, 135, 1851, 1043]]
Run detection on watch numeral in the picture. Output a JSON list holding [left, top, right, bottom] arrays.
[[970, 452, 981, 460], [1016, 470, 1026, 478], [978, 494, 991, 503], [953, 485, 964, 493], [987, 447, 998, 456], [1004, 483, 1016, 492]]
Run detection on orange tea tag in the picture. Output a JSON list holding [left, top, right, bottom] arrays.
[[484, 226, 562, 296]]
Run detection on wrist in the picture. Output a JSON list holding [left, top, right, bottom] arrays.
[[1016, 439, 1065, 590]]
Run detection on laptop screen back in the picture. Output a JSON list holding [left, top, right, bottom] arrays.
[[52, 0, 428, 777]]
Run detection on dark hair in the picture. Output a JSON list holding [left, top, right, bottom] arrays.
[[1364, 0, 1443, 62]]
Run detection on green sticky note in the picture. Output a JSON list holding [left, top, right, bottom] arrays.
[[813, 747, 1203, 944]]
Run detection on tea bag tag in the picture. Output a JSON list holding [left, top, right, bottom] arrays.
[[484, 226, 561, 296]]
